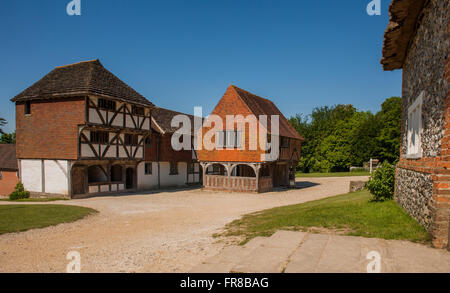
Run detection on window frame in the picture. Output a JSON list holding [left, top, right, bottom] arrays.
[[25, 101, 31, 115], [406, 91, 424, 159], [98, 98, 117, 111], [124, 134, 139, 146], [280, 136, 290, 148], [132, 106, 145, 116], [144, 163, 152, 175], [216, 130, 242, 149], [169, 162, 179, 175], [90, 131, 109, 144]]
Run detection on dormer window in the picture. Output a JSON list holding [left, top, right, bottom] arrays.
[[98, 99, 116, 111], [25, 101, 31, 115]]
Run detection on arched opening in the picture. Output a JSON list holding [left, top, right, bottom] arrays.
[[206, 163, 228, 176], [88, 165, 107, 183], [126, 168, 134, 189], [231, 164, 256, 178], [110, 165, 123, 182]]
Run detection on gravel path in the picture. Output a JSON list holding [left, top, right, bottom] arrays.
[[0, 176, 367, 273]]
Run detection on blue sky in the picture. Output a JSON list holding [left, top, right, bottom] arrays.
[[0, 0, 401, 133]]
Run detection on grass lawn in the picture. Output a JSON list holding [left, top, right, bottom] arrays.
[[218, 190, 429, 244], [0, 205, 98, 235], [296, 171, 371, 177], [0, 198, 68, 202]]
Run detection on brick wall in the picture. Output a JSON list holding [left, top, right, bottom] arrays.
[[15, 97, 86, 160], [0, 170, 19, 196], [198, 86, 265, 163], [144, 132, 193, 162]]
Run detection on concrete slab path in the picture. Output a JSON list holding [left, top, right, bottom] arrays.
[[190, 231, 450, 273]]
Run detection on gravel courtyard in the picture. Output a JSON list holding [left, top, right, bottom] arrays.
[[0, 176, 387, 273]]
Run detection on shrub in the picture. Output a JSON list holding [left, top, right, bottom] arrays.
[[9, 181, 30, 200], [366, 162, 396, 201]]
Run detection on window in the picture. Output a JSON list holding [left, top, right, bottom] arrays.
[[280, 136, 290, 148], [90, 131, 109, 144], [124, 134, 138, 146], [98, 98, 116, 111], [187, 163, 194, 174], [407, 92, 424, 158], [25, 101, 31, 115], [216, 131, 242, 148], [132, 106, 145, 115], [170, 162, 178, 175], [0, 170, 2, 180], [145, 163, 152, 175]]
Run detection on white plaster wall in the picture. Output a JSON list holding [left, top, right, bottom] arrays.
[[44, 160, 69, 195], [104, 146, 117, 158], [21, 160, 42, 192], [135, 147, 143, 159], [89, 108, 103, 124], [137, 162, 158, 190], [81, 144, 96, 158], [160, 162, 187, 187], [126, 114, 134, 128], [111, 114, 123, 127]]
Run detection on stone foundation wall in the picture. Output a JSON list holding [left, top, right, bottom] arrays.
[[395, 168, 433, 228]]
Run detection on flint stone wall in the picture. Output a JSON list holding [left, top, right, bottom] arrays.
[[395, 168, 433, 228], [400, 0, 448, 157]]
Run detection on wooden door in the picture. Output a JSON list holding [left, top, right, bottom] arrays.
[[72, 167, 85, 195], [126, 168, 134, 189]]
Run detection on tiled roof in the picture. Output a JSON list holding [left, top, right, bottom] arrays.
[[231, 85, 303, 140], [0, 144, 17, 171], [152, 107, 201, 134], [11, 60, 154, 107], [381, 0, 427, 70]]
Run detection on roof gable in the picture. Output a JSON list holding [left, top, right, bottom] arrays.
[[11, 60, 154, 107], [230, 85, 303, 140]]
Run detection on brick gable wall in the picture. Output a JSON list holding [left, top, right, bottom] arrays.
[[15, 97, 86, 160], [197, 86, 265, 163]]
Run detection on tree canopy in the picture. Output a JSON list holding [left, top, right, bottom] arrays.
[[289, 97, 401, 173]]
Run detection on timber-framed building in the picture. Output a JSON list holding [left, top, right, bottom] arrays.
[[11, 59, 154, 198]]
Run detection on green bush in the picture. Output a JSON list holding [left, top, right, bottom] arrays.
[[9, 182, 30, 200], [366, 162, 396, 201]]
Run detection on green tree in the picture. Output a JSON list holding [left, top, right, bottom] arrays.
[[375, 97, 401, 163], [289, 97, 401, 173], [0, 132, 16, 144]]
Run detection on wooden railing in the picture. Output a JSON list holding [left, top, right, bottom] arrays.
[[204, 175, 257, 192]]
